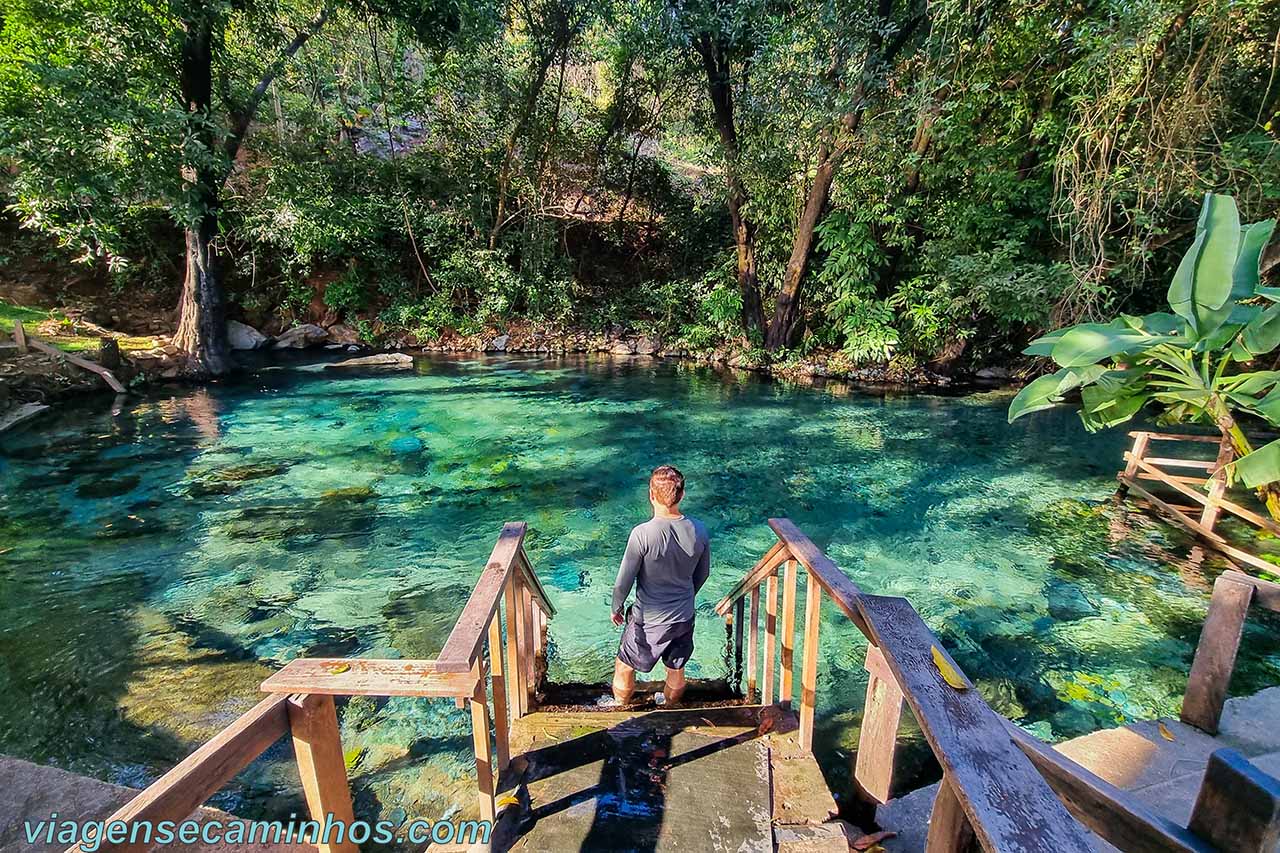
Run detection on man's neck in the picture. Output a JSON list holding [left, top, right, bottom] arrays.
[[654, 506, 684, 520]]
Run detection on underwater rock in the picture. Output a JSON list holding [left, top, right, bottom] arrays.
[[1045, 579, 1099, 622], [226, 320, 269, 350], [272, 323, 328, 349], [76, 475, 141, 499], [389, 436, 424, 454], [326, 353, 413, 370], [320, 485, 378, 503]]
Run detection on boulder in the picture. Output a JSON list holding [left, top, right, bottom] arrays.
[[324, 353, 414, 370], [488, 334, 510, 352], [1045, 579, 1098, 622], [272, 324, 328, 349], [611, 340, 636, 355], [634, 335, 660, 355], [226, 320, 269, 351], [976, 366, 1011, 380], [326, 323, 360, 345]]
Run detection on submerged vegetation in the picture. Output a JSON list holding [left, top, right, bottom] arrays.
[[0, 0, 1276, 375]]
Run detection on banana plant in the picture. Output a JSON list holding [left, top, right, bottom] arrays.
[[1008, 193, 1280, 519]]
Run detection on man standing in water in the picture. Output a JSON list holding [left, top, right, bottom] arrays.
[[610, 465, 711, 706]]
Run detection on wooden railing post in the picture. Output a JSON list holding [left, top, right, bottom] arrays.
[[763, 573, 779, 705], [746, 585, 760, 701], [520, 581, 536, 701], [1188, 748, 1280, 852], [13, 320, 27, 354], [780, 558, 799, 707], [798, 573, 822, 751], [468, 659, 497, 822], [288, 694, 358, 853], [487, 617, 511, 772], [925, 776, 977, 853], [504, 574, 527, 718], [733, 596, 745, 689], [1182, 572, 1255, 733], [855, 643, 903, 803], [1122, 431, 1149, 479], [1198, 436, 1235, 532]]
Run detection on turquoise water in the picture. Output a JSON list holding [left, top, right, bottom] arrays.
[[1, 355, 1277, 825]]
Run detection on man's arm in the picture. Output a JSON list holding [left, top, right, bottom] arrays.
[[612, 528, 644, 620], [692, 537, 710, 593]]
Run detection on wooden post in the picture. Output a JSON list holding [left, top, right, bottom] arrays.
[[532, 604, 545, 659], [855, 644, 904, 803], [1182, 573, 1255, 733], [780, 558, 798, 708], [1198, 437, 1235, 532], [488, 617, 511, 773], [13, 320, 27, 354], [1188, 748, 1280, 852], [287, 694, 358, 853], [99, 336, 121, 370], [504, 575, 527, 718], [798, 575, 822, 752], [746, 585, 760, 701], [1122, 432, 1149, 479], [469, 659, 497, 822], [733, 596, 745, 690], [763, 573, 778, 706], [925, 776, 977, 853], [520, 581, 536, 702]]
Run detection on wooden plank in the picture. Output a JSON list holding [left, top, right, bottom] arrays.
[[1181, 573, 1255, 733], [260, 658, 475, 697], [1130, 456, 1280, 537], [26, 335, 127, 393], [518, 545, 556, 616], [733, 596, 746, 689], [1138, 457, 1217, 470], [763, 573, 778, 706], [855, 644, 903, 804], [780, 558, 799, 708], [1004, 721, 1213, 853], [288, 694, 358, 853], [1233, 569, 1280, 612], [13, 320, 27, 354], [437, 522, 527, 672], [488, 617, 511, 772], [1198, 439, 1234, 530], [1135, 471, 1210, 486], [798, 576, 822, 752], [505, 573, 527, 718], [856, 594, 1093, 852], [1188, 748, 1280, 852], [1129, 431, 1225, 443], [521, 580, 536, 699], [66, 695, 290, 853], [925, 777, 977, 853], [746, 585, 760, 700], [1123, 432, 1151, 478], [468, 659, 497, 822], [768, 519, 869, 635], [714, 540, 789, 615]]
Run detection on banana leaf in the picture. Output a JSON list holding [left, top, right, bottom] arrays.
[[1168, 193, 1241, 338], [1232, 438, 1280, 488]]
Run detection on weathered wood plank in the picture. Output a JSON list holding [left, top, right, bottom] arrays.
[[714, 540, 789, 615], [518, 545, 556, 616], [1004, 721, 1214, 853], [260, 658, 475, 697], [763, 573, 778, 706], [13, 320, 27, 354], [857, 594, 1093, 852], [1129, 456, 1280, 538], [520, 580, 536, 698], [1197, 438, 1235, 530], [780, 558, 798, 708], [468, 659, 497, 822], [1123, 432, 1151, 478], [1137, 456, 1216, 469], [1128, 431, 1224, 443], [26, 335, 127, 393], [768, 518, 868, 634], [488, 617, 511, 772], [437, 522, 527, 672], [855, 644, 903, 804], [733, 596, 745, 689], [746, 584, 760, 700], [1182, 573, 1256, 733], [1188, 748, 1280, 852], [924, 777, 977, 853], [798, 577, 822, 752], [67, 695, 290, 853], [505, 573, 528, 718], [288, 694, 358, 853]]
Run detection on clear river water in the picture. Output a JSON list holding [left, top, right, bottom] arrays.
[[1, 354, 1277, 829]]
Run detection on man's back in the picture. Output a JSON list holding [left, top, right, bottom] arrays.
[[613, 515, 710, 625]]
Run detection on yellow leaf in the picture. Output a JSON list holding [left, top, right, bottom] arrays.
[[496, 794, 521, 809], [931, 645, 970, 690], [1158, 721, 1175, 742], [324, 662, 351, 675]]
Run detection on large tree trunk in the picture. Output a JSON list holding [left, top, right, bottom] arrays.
[[696, 34, 765, 335], [173, 217, 232, 375]]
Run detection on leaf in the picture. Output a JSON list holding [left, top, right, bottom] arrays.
[[1049, 322, 1167, 368], [1241, 303, 1280, 357], [1022, 329, 1065, 357], [931, 645, 971, 690], [324, 662, 351, 674], [1233, 219, 1277, 298], [1168, 193, 1241, 337], [1158, 721, 1175, 742], [1007, 365, 1108, 422], [1232, 438, 1280, 487], [496, 793, 521, 809]]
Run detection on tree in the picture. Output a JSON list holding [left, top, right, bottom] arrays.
[[1008, 194, 1280, 518]]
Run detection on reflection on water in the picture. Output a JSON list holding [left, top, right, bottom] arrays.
[[1, 354, 1277, 822]]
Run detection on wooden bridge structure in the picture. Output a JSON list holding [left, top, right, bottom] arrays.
[[68, 520, 1280, 852]]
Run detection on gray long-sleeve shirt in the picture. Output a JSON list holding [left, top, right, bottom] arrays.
[[612, 515, 711, 625]]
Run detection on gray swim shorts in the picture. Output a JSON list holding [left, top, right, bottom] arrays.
[[617, 608, 695, 672]]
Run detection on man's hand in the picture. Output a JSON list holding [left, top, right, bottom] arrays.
[[611, 610, 625, 627]]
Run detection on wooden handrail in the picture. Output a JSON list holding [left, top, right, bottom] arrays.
[[714, 540, 789, 614], [260, 658, 477, 697], [766, 518, 870, 635], [437, 521, 529, 672]]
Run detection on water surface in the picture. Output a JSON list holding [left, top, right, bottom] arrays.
[[1, 355, 1277, 826]]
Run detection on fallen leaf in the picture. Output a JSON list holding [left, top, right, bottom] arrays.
[[496, 794, 520, 809], [852, 831, 897, 850], [1158, 721, 1175, 742], [324, 662, 351, 675], [865, 846, 886, 853], [931, 645, 970, 690]]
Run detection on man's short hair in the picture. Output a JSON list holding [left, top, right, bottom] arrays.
[[650, 465, 685, 507]]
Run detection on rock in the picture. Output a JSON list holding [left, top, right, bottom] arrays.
[[347, 345, 360, 353], [488, 334, 510, 352], [325, 353, 414, 370], [611, 340, 636, 355], [226, 320, 269, 351], [1045, 579, 1098, 622], [976, 366, 1011, 380], [0, 402, 50, 435], [389, 436, 425, 454], [326, 323, 360, 345], [634, 335, 660, 355], [272, 323, 329, 349]]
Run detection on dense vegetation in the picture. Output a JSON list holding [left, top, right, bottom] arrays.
[[1, 0, 1277, 376]]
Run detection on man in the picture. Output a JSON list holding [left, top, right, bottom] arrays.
[[610, 465, 711, 705]]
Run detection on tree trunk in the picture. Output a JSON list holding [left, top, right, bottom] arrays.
[[173, 217, 232, 376], [1214, 406, 1280, 522]]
